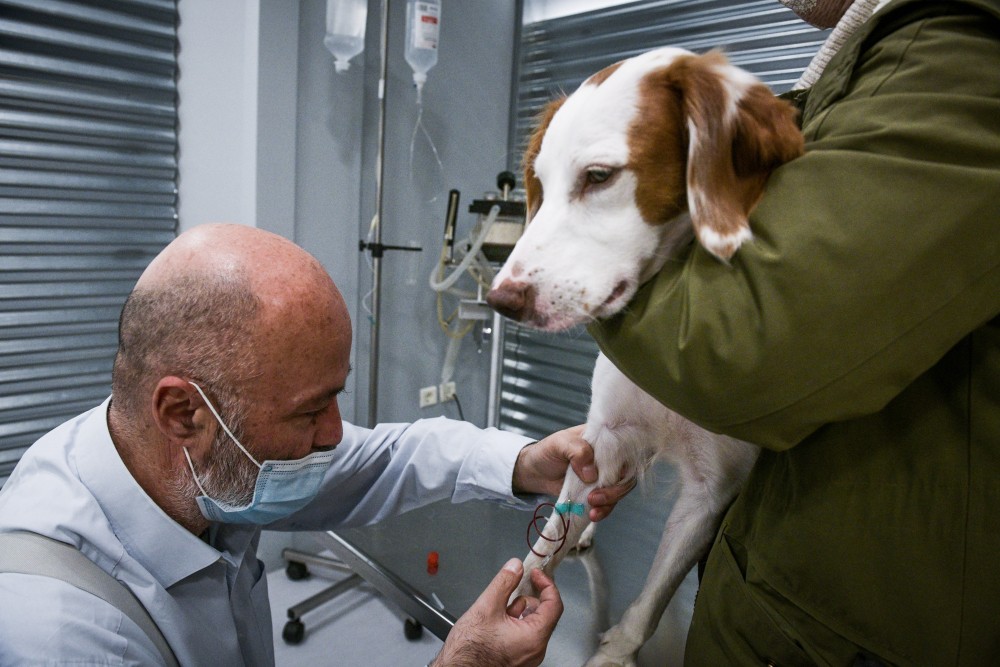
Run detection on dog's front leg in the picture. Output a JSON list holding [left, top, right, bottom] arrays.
[[584, 431, 756, 667], [583, 484, 719, 667], [510, 468, 597, 604]]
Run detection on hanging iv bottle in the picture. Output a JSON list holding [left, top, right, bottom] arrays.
[[324, 0, 367, 73], [404, 0, 441, 103]]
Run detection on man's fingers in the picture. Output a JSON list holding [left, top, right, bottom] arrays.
[[506, 595, 529, 618], [529, 567, 554, 592], [508, 594, 544, 619], [526, 568, 563, 628], [477, 558, 524, 612], [564, 427, 597, 484], [589, 476, 634, 504], [587, 474, 637, 521]]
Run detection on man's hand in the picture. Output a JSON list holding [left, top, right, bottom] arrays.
[[430, 559, 562, 667], [512, 425, 636, 522]]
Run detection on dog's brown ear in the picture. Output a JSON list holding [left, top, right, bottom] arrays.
[[674, 51, 804, 261], [731, 85, 805, 179], [522, 97, 566, 223]]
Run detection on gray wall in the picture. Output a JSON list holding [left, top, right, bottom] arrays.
[[297, 0, 518, 427], [178, 0, 518, 428]]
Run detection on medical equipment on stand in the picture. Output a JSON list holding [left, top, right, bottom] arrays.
[[323, 0, 368, 72], [429, 172, 526, 415], [466, 171, 526, 264], [405, 0, 440, 104]]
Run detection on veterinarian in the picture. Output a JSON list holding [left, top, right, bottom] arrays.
[[588, 0, 1000, 663], [0, 223, 632, 666]]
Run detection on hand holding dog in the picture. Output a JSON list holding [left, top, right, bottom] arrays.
[[430, 559, 562, 667], [512, 425, 634, 522]]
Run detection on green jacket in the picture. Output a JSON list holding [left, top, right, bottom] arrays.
[[589, 1, 1000, 664]]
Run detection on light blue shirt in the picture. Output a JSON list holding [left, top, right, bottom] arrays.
[[0, 398, 533, 665]]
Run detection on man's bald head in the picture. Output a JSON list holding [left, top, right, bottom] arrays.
[[136, 223, 334, 296], [111, 224, 349, 426]]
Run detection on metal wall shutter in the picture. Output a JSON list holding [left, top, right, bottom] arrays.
[[0, 0, 179, 486], [497, 0, 826, 439]]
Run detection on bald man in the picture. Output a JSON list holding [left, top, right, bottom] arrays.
[[0, 224, 630, 666]]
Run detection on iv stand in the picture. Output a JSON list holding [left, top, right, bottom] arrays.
[[365, 0, 390, 428], [360, 0, 421, 427]]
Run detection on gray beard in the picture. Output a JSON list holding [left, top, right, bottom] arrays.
[[197, 427, 259, 507], [172, 418, 259, 511]]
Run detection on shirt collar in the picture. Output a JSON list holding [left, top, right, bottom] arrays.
[[75, 397, 258, 588]]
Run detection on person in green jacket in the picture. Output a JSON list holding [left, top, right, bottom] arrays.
[[588, 0, 1000, 664]]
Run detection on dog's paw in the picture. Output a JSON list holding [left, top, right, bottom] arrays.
[[582, 648, 638, 667], [572, 522, 597, 551], [582, 626, 642, 667], [582, 652, 638, 667], [507, 572, 536, 606]]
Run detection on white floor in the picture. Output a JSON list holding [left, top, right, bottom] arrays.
[[268, 561, 443, 666], [267, 548, 696, 667], [267, 464, 697, 667]]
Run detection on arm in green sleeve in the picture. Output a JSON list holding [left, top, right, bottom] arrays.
[[589, 6, 1000, 450]]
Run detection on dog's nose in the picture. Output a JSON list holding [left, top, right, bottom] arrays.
[[486, 280, 535, 322]]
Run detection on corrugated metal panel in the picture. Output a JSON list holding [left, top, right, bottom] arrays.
[[0, 0, 178, 486], [498, 0, 824, 438], [512, 0, 828, 157], [499, 323, 598, 439]]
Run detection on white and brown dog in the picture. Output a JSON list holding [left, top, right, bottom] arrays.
[[487, 47, 804, 666]]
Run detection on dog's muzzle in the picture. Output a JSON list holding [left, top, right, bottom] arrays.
[[486, 280, 537, 323]]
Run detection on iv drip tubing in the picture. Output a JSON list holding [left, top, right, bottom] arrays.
[[429, 205, 500, 292], [409, 102, 444, 205]]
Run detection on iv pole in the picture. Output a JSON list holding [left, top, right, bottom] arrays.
[[359, 0, 421, 426], [367, 0, 389, 428]]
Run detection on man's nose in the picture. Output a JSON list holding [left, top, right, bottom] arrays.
[[316, 400, 344, 448]]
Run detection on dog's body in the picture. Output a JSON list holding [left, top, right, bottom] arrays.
[[486, 47, 803, 666]]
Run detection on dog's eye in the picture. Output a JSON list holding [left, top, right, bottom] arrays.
[[585, 167, 614, 185]]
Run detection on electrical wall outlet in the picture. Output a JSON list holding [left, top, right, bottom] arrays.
[[439, 381, 456, 402], [419, 385, 438, 408]]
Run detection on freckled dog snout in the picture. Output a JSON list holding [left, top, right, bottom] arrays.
[[486, 280, 536, 322]]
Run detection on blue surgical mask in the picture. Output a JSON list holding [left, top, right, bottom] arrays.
[[183, 382, 336, 524]]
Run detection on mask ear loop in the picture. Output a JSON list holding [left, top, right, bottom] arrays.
[[182, 447, 211, 497], [188, 381, 261, 468]]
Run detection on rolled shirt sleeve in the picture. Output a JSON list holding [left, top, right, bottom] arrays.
[[270, 417, 536, 530]]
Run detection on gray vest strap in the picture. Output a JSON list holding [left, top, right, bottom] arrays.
[[0, 531, 179, 667]]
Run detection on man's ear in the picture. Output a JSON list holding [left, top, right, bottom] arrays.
[[151, 377, 214, 450]]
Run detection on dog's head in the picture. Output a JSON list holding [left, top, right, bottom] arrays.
[[487, 48, 804, 331]]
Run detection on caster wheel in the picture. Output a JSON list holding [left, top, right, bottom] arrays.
[[285, 561, 309, 580], [282, 619, 305, 644], [404, 618, 423, 641]]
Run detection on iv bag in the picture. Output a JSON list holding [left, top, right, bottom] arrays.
[[405, 0, 440, 101], [324, 0, 367, 73]]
